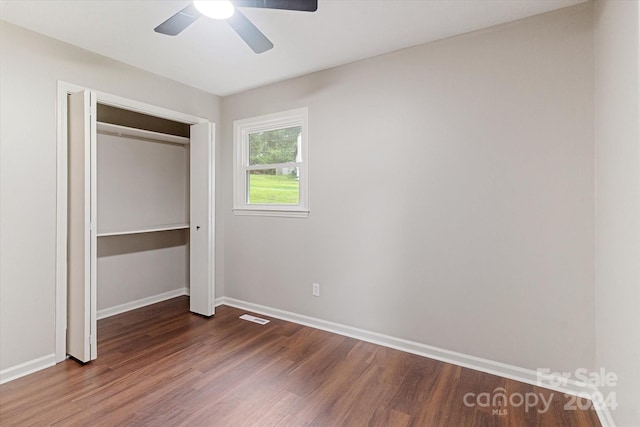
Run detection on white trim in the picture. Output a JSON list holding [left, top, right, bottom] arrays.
[[593, 401, 616, 427], [89, 90, 98, 361], [232, 209, 309, 218], [97, 288, 189, 320], [96, 91, 207, 125], [55, 80, 211, 364], [216, 297, 608, 404], [245, 161, 301, 171], [0, 354, 56, 384], [233, 107, 309, 216]]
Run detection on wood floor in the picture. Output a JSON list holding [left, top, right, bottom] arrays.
[[0, 297, 601, 426]]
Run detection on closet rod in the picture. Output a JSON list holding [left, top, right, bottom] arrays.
[[97, 122, 189, 145]]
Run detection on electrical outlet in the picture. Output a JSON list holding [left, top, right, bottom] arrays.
[[312, 283, 320, 297]]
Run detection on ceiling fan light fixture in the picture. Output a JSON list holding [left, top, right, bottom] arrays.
[[193, 0, 235, 20]]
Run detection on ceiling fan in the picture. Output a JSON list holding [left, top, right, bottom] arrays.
[[154, 0, 318, 54]]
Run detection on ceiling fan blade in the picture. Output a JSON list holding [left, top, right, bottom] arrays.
[[154, 4, 201, 36], [232, 0, 317, 12], [227, 10, 274, 54]]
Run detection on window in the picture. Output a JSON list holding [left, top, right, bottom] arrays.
[[233, 107, 309, 217]]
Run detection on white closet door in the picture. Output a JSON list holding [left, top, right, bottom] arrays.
[[67, 90, 97, 362], [190, 122, 215, 316]]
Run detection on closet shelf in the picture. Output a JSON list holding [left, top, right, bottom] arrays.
[[97, 122, 189, 145], [97, 223, 189, 237]]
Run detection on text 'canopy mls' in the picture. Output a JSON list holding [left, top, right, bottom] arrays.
[[249, 126, 302, 167]]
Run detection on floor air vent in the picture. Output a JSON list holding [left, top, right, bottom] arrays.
[[239, 314, 270, 325]]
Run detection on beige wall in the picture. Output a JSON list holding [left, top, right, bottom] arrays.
[[221, 4, 595, 372], [594, 1, 640, 425], [0, 21, 222, 371]]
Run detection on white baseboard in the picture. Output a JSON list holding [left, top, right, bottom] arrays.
[[0, 353, 56, 384], [97, 288, 188, 320], [216, 297, 607, 406], [593, 399, 616, 427]]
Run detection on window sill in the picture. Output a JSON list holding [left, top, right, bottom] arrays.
[[233, 208, 309, 218]]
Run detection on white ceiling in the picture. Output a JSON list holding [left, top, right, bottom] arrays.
[[0, 0, 587, 96]]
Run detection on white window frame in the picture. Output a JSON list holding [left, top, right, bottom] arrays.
[[233, 107, 309, 218]]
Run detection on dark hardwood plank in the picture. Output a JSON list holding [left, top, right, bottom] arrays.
[[0, 297, 601, 426]]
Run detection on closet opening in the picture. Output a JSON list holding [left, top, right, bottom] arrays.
[[94, 104, 191, 325], [61, 85, 215, 364]]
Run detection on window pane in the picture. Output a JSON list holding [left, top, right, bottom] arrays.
[[249, 126, 301, 166], [248, 168, 299, 205]]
